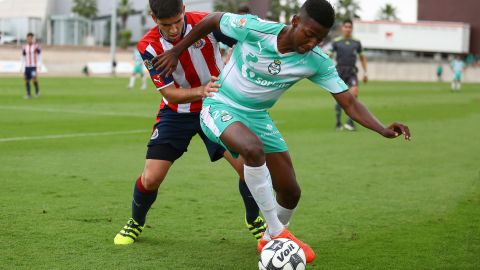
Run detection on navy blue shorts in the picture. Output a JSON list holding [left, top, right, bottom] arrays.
[[147, 107, 225, 162], [24, 67, 37, 81]]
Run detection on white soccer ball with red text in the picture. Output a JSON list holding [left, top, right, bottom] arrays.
[[258, 238, 306, 270]]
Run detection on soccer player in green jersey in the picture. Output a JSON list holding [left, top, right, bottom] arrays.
[[154, 0, 411, 263]]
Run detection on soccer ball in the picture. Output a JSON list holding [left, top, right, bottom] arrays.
[[258, 238, 306, 270]]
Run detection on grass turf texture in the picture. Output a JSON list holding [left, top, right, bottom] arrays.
[[1, 77, 479, 269]]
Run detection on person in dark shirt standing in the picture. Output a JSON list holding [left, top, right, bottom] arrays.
[[330, 19, 368, 131]]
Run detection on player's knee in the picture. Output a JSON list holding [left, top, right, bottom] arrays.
[[142, 173, 163, 191], [241, 143, 265, 165], [280, 185, 301, 207]]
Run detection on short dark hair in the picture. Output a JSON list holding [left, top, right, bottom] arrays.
[[301, 0, 335, 28], [343, 19, 353, 25], [149, 0, 183, 19], [237, 5, 250, 14], [27, 32, 34, 37]]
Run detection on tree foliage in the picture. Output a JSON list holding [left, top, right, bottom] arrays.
[[335, 0, 361, 22], [213, 0, 249, 12], [72, 0, 97, 19], [378, 3, 399, 21]]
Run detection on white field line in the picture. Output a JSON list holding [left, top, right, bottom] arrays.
[[0, 105, 152, 118], [0, 129, 148, 142]]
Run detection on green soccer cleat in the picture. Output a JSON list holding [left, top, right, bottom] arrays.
[[246, 216, 267, 241], [114, 218, 144, 245]]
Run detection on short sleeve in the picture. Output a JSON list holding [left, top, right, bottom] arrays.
[[139, 47, 174, 90], [22, 49, 26, 56], [219, 13, 252, 42], [308, 58, 348, 94], [357, 41, 363, 55]]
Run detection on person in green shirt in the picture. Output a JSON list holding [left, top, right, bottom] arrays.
[[154, 0, 411, 263]]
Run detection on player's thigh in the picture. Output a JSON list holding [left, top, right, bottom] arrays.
[[200, 104, 264, 165], [266, 151, 299, 195]]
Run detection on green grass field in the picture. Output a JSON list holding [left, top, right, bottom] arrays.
[[1, 77, 479, 269]]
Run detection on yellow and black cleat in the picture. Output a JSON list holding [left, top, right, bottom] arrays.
[[246, 216, 266, 241], [114, 218, 144, 245]]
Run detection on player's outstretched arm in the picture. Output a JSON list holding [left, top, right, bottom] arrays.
[[160, 76, 220, 104], [153, 12, 225, 77], [333, 91, 411, 140]]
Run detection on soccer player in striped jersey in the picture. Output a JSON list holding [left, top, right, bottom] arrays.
[[154, 0, 411, 263], [113, 0, 265, 245], [21, 33, 41, 99]]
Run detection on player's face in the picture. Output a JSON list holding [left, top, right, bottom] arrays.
[[291, 15, 330, 54], [26, 36, 33, 44], [153, 6, 185, 42], [342, 22, 353, 37]]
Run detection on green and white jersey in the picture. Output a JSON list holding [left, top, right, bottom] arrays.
[[211, 13, 348, 111]]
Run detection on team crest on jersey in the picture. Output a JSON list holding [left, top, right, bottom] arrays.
[[144, 60, 153, 70], [232, 17, 247, 28], [193, 39, 206, 49], [220, 111, 232, 122], [268, 59, 282, 75]]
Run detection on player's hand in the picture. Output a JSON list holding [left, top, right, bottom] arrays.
[[152, 49, 179, 77], [363, 75, 368, 84], [201, 76, 220, 98], [381, 122, 411, 140]]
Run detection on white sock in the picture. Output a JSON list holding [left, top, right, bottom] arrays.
[[244, 163, 284, 237], [128, 76, 135, 88], [276, 200, 296, 227], [141, 76, 147, 90]]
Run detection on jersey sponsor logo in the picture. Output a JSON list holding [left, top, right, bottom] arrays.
[[268, 59, 282, 75], [232, 17, 247, 28], [144, 60, 153, 70], [150, 129, 159, 140], [192, 39, 206, 49]]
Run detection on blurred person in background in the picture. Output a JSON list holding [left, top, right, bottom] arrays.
[[436, 63, 443, 82], [21, 33, 41, 99], [329, 19, 368, 131], [450, 55, 465, 92], [128, 49, 147, 90]]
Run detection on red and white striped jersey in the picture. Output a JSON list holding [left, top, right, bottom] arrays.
[[137, 12, 228, 114], [22, 43, 41, 67]]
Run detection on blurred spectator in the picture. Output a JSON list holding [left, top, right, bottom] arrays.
[[21, 33, 41, 99], [436, 64, 443, 82], [450, 55, 465, 92], [128, 49, 147, 90]]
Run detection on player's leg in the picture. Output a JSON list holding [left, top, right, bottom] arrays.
[[32, 70, 39, 97], [219, 122, 284, 236], [128, 72, 136, 89], [266, 151, 299, 226], [222, 151, 265, 240], [140, 72, 147, 90], [24, 68, 32, 99], [115, 107, 190, 245], [201, 104, 315, 262], [345, 75, 359, 130], [114, 144, 183, 245], [335, 103, 343, 130]]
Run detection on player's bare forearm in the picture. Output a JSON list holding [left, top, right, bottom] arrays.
[[153, 12, 224, 76], [159, 76, 220, 104], [333, 91, 411, 140], [160, 85, 204, 104]]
